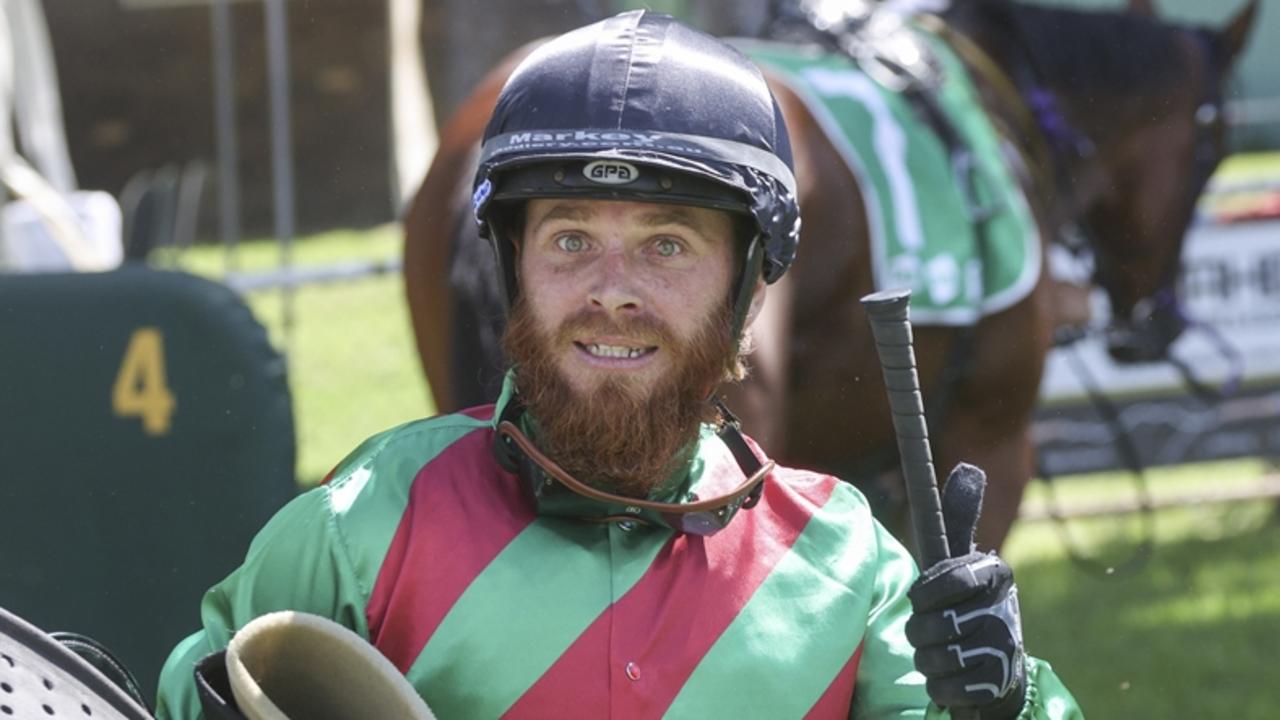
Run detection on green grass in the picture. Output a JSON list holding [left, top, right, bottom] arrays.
[[1006, 461, 1280, 717], [1006, 497, 1280, 720], [176, 166, 1280, 717], [179, 224, 433, 485], [1203, 150, 1274, 219], [1215, 150, 1280, 181], [1203, 151, 1280, 219], [1013, 458, 1277, 559], [178, 225, 406, 273]]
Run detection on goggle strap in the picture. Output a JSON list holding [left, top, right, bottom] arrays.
[[497, 420, 774, 517], [712, 397, 768, 509]]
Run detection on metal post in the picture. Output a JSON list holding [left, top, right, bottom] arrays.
[[388, 0, 436, 213], [264, 0, 296, 347], [210, 0, 242, 272]]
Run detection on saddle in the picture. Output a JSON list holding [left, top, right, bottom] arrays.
[[778, 0, 992, 226], [745, 5, 1040, 325], [778, 0, 950, 94]]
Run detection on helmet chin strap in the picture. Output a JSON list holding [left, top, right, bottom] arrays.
[[491, 220, 522, 311], [730, 235, 767, 343]]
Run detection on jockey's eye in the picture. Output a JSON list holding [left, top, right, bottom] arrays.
[[654, 237, 683, 258], [555, 234, 588, 253]]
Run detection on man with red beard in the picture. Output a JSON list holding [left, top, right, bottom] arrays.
[[156, 10, 1081, 720], [501, 198, 749, 500]]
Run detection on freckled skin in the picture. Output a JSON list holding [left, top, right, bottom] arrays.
[[518, 198, 739, 396]]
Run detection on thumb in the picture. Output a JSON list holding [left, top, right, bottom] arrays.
[[941, 463, 986, 557]]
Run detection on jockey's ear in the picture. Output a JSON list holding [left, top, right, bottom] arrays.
[[744, 276, 768, 330]]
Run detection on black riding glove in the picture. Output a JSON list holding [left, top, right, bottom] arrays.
[[905, 464, 1028, 719]]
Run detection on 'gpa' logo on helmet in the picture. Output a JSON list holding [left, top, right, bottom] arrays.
[[583, 160, 639, 185]]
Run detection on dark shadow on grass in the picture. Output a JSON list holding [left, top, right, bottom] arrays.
[[1012, 522, 1280, 719]]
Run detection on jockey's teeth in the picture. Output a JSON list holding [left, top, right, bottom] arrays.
[[588, 343, 644, 359]]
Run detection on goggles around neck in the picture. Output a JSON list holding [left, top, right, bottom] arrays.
[[492, 397, 773, 536]]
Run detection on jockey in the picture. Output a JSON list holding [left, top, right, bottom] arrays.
[[156, 10, 1081, 719]]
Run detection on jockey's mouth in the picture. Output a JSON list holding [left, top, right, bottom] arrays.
[[573, 339, 659, 362]]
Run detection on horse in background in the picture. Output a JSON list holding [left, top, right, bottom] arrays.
[[402, 0, 1258, 551]]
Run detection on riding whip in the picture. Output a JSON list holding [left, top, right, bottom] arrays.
[[860, 288, 951, 568]]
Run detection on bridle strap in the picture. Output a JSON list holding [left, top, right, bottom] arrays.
[[914, 13, 1054, 184], [1182, 28, 1226, 210]]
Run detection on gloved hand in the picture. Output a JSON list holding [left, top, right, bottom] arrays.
[[905, 464, 1027, 720]]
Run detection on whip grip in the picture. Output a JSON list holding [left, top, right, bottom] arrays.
[[860, 289, 951, 568]]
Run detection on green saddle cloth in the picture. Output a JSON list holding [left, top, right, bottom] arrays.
[[737, 27, 1040, 325]]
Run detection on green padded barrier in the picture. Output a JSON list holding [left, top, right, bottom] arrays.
[[0, 265, 297, 702]]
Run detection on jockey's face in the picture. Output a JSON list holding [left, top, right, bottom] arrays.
[[518, 198, 738, 396]]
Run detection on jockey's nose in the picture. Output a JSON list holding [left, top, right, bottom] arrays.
[[587, 250, 642, 314]]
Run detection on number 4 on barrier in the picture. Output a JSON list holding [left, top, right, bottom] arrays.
[[112, 327, 176, 436]]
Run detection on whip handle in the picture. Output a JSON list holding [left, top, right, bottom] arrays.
[[860, 289, 951, 568]]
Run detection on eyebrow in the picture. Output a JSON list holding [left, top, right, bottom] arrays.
[[529, 202, 711, 237], [636, 208, 709, 234], [529, 204, 592, 237]]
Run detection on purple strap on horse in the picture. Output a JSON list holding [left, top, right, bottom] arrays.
[[1027, 87, 1094, 159], [1152, 286, 1245, 400]]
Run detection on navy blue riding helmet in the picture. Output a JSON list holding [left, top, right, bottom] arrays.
[[471, 9, 802, 337]]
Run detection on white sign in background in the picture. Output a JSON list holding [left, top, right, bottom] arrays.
[[1034, 219, 1280, 474], [1039, 219, 1280, 403]]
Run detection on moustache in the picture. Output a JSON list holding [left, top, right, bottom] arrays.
[[553, 308, 678, 349]]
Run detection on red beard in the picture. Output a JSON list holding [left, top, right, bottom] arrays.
[[502, 298, 739, 498]]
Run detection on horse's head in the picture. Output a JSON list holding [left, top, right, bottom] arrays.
[[1084, 0, 1259, 363], [963, 0, 1259, 362]]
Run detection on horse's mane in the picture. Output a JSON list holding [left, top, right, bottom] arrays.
[[999, 1, 1193, 98]]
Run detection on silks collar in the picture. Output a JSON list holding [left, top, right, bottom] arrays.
[[489, 380, 773, 536]]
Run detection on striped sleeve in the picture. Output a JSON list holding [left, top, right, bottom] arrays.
[[849, 513, 1086, 720], [153, 416, 485, 719], [851, 507, 934, 719]]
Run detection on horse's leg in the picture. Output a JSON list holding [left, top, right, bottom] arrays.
[[922, 285, 1051, 552], [747, 77, 867, 461], [403, 154, 463, 413], [404, 50, 531, 414], [724, 272, 795, 453]]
